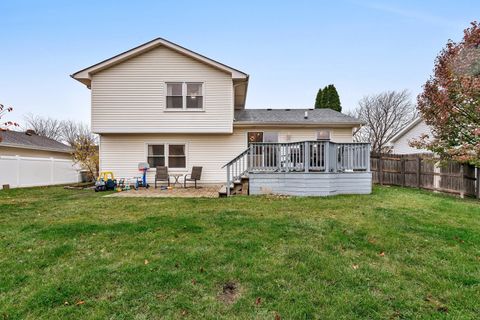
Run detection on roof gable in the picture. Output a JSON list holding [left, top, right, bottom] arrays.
[[388, 118, 424, 143], [71, 37, 248, 87]]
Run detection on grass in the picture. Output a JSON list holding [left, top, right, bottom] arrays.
[[0, 186, 479, 319]]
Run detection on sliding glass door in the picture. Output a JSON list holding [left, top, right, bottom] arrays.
[[247, 132, 278, 169]]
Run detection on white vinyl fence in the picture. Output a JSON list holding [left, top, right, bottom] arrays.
[[0, 155, 81, 189]]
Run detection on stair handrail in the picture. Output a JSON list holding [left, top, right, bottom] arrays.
[[222, 147, 251, 196], [222, 147, 250, 169]]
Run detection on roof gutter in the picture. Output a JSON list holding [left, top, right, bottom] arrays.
[[233, 121, 363, 128]]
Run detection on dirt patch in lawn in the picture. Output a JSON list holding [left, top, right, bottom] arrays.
[[218, 281, 241, 304]]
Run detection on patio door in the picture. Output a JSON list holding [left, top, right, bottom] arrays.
[[247, 132, 278, 169]]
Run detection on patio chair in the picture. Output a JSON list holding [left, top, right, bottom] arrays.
[[184, 166, 202, 188], [154, 166, 170, 188]]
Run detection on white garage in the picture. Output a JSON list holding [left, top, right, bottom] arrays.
[[0, 130, 81, 189]]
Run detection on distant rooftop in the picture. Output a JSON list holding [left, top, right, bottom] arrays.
[[234, 108, 363, 126], [0, 130, 73, 153]]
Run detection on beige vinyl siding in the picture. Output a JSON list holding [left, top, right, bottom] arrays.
[[0, 146, 72, 159], [91, 45, 233, 134], [99, 127, 354, 184]]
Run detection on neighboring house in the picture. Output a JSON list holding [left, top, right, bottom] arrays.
[[71, 38, 371, 196], [388, 118, 433, 154], [0, 130, 80, 188]]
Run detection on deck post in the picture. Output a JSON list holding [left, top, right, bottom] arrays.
[[277, 144, 281, 171], [325, 141, 330, 172], [304, 141, 310, 172], [366, 144, 371, 172], [226, 165, 230, 196]]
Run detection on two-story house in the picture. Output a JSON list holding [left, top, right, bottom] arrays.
[[72, 38, 371, 196]]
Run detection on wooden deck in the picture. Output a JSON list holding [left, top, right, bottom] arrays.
[[223, 141, 372, 196]]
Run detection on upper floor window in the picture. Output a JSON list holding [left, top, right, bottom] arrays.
[[166, 83, 183, 109], [166, 82, 203, 110]]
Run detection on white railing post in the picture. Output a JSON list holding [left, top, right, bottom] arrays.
[[304, 141, 310, 173], [366, 144, 371, 172], [324, 142, 327, 170], [226, 165, 231, 196]]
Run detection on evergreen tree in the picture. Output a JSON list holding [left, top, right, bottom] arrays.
[[326, 84, 342, 112], [314, 84, 342, 112], [314, 88, 323, 108]]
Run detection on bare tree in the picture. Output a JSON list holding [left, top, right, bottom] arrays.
[[350, 90, 417, 153], [24, 113, 64, 141], [61, 120, 98, 146], [23, 114, 99, 179], [24, 115, 98, 146]]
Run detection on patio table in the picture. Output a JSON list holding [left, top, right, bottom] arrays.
[[169, 174, 183, 187]]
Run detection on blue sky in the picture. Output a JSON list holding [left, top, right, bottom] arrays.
[[1, 0, 478, 126]]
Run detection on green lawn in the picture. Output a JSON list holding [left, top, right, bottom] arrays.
[[0, 186, 479, 319]]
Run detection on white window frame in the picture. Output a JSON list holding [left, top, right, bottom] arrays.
[[146, 143, 188, 170], [165, 82, 204, 111]]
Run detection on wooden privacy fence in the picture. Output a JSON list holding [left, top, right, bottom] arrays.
[[371, 153, 480, 198]]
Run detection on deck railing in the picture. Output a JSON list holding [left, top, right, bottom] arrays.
[[224, 141, 371, 195]]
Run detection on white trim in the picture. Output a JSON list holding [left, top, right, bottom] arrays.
[[388, 118, 423, 143], [71, 37, 248, 87], [164, 81, 205, 111]]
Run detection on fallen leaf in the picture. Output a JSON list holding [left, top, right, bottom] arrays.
[[75, 300, 85, 306], [352, 264, 359, 270], [255, 297, 261, 305], [275, 312, 281, 320], [144, 259, 149, 265]]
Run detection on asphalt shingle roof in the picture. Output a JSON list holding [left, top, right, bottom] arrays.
[[0, 130, 72, 153], [234, 108, 362, 125]]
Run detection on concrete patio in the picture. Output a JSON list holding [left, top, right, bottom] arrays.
[[105, 185, 221, 198]]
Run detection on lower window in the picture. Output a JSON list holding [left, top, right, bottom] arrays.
[[148, 144, 186, 169]]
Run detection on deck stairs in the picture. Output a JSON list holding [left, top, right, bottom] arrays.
[[218, 176, 249, 197]]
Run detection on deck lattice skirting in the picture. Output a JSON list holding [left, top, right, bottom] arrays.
[[223, 141, 372, 196]]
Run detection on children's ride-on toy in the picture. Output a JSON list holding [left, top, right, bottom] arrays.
[[95, 171, 117, 192]]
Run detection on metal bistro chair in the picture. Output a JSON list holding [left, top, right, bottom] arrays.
[[184, 166, 202, 188], [154, 166, 170, 188]]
